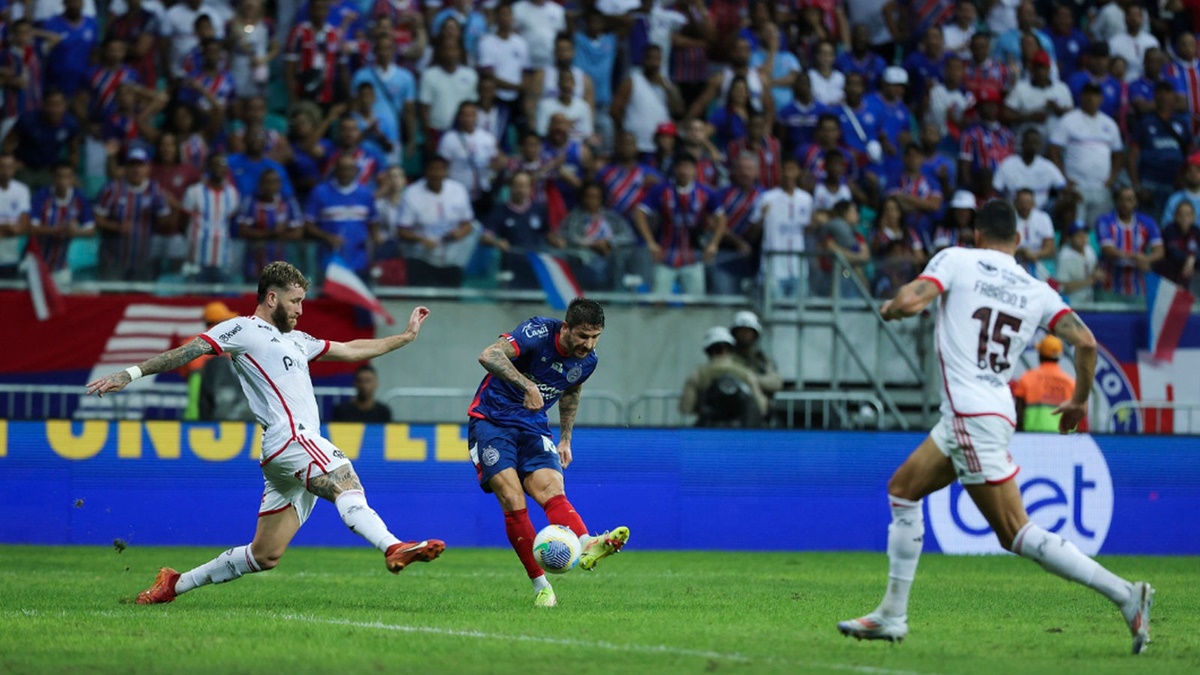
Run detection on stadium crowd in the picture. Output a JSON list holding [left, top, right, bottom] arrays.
[[2, 0, 1200, 302]]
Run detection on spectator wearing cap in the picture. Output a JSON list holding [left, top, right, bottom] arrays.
[[1162, 155, 1200, 228], [1011, 335, 1078, 433], [648, 123, 678, 177], [964, 32, 1011, 100], [1067, 42, 1122, 120], [179, 300, 238, 420], [612, 45, 682, 159], [710, 154, 764, 295], [1107, 4, 1158, 83], [1157, 201, 1200, 294], [94, 147, 173, 281], [1047, 5, 1089, 81], [1055, 221, 1104, 304], [836, 25, 888, 92], [730, 310, 782, 400], [992, 128, 1067, 210], [1096, 185, 1164, 301], [869, 66, 914, 185], [632, 153, 725, 296], [1129, 82, 1191, 212], [679, 325, 767, 428], [5, 89, 81, 189], [395, 154, 476, 287], [926, 55, 975, 142], [1050, 82, 1123, 228], [1003, 50, 1073, 144], [991, 1, 1055, 72], [957, 85, 1015, 198], [931, 189, 976, 253]]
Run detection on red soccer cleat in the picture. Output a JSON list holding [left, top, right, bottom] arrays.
[[385, 540, 446, 573], [135, 567, 180, 605]]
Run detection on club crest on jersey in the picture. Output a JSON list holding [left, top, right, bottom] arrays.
[[482, 445, 500, 466], [566, 366, 583, 383], [976, 260, 999, 276]]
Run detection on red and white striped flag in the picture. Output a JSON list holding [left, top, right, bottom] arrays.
[[20, 239, 64, 321], [322, 258, 395, 325]]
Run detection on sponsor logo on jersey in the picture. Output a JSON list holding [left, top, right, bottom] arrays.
[[282, 356, 296, 371], [551, 362, 563, 373], [927, 434, 1114, 555], [219, 324, 243, 342], [524, 323, 550, 339]]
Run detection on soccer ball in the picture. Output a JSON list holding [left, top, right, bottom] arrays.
[[532, 525, 582, 574]]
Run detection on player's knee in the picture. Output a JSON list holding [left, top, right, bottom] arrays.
[[250, 545, 284, 570], [886, 474, 916, 501], [495, 485, 527, 512]]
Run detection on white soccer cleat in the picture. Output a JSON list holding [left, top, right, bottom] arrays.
[[837, 612, 908, 643], [534, 586, 557, 608], [1121, 581, 1155, 655]]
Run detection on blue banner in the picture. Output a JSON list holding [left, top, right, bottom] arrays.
[[2, 422, 1197, 554]]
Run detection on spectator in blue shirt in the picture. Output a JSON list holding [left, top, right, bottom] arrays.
[[481, 170, 554, 289], [229, 126, 295, 201], [38, 0, 99, 98], [992, 1, 1055, 70], [304, 152, 377, 275], [1130, 83, 1191, 211], [775, 72, 824, 156], [1048, 4, 1088, 81], [350, 35, 418, 165], [835, 25, 888, 92], [1067, 42, 1122, 119], [6, 89, 81, 188], [1127, 48, 1169, 118]]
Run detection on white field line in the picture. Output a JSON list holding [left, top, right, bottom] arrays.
[[274, 612, 944, 675]]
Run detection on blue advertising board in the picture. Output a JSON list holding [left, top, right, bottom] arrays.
[[1, 422, 1197, 555]]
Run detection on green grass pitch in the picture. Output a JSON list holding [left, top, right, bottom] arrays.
[[1, 545, 1197, 674]]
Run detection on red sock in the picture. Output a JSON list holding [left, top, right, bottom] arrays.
[[543, 495, 588, 537], [503, 508, 543, 579]]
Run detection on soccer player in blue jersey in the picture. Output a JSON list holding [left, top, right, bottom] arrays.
[[468, 298, 629, 607]]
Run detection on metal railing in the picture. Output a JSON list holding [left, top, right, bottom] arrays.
[[1107, 400, 1200, 434], [775, 391, 886, 430], [379, 387, 625, 426]]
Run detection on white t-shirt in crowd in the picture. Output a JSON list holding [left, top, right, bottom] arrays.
[[1108, 31, 1160, 82], [943, 23, 976, 56], [813, 181, 853, 212], [0, 179, 31, 265], [1056, 244, 1099, 305], [512, 0, 566, 69], [476, 32, 529, 102], [536, 97, 594, 141], [398, 178, 474, 241], [437, 129, 499, 199], [927, 83, 974, 139], [754, 186, 814, 281], [1049, 109, 1123, 190], [1016, 208, 1055, 255], [918, 246, 1070, 422], [809, 69, 846, 106], [418, 65, 479, 132], [1005, 79, 1073, 141], [992, 155, 1067, 209], [160, 3, 227, 77]]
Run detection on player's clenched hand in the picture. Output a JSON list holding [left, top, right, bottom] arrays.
[[86, 371, 132, 398], [406, 306, 430, 335], [558, 438, 573, 469], [1053, 400, 1087, 434], [523, 382, 545, 411], [879, 300, 901, 321]]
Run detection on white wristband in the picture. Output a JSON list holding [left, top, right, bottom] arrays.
[[124, 366, 143, 381]]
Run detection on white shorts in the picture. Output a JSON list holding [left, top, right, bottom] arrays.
[[258, 434, 351, 525], [929, 415, 1019, 485]]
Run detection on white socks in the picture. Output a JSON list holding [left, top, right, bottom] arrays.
[[336, 490, 401, 553], [1011, 522, 1132, 607], [532, 575, 551, 592], [878, 495, 924, 618], [175, 545, 260, 595]]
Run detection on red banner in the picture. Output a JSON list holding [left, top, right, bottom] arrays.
[[0, 291, 371, 379]]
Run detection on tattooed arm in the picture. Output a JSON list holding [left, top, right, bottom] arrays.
[[86, 337, 215, 397], [1052, 311, 1097, 434], [478, 337, 543, 411], [880, 278, 942, 321], [556, 385, 582, 469]]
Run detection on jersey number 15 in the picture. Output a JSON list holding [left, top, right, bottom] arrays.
[[972, 307, 1023, 373]]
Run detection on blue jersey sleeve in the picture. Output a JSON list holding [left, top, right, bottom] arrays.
[[504, 317, 557, 357]]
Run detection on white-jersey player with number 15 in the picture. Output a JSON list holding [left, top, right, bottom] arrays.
[[87, 262, 445, 605], [837, 199, 1154, 654]]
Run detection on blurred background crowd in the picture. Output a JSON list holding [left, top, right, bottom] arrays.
[[2, 0, 1199, 303]]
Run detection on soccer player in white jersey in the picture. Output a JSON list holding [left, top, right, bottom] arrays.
[[836, 200, 1154, 654], [86, 262, 445, 604]]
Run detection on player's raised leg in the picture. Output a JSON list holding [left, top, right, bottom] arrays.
[[967, 478, 1154, 654], [838, 435, 957, 642], [137, 505, 300, 605], [307, 461, 445, 572], [524, 466, 629, 572]]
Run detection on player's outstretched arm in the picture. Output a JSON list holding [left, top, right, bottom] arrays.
[[880, 278, 941, 321], [1051, 311, 1097, 434], [479, 337, 543, 410], [86, 337, 215, 397], [321, 306, 430, 362]]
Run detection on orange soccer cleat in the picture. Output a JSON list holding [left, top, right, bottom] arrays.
[[135, 567, 181, 605], [384, 540, 446, 573]]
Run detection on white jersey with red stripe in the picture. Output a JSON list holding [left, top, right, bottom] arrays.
[[199, 315, 331, 448], [918, 246, 1071, 425]]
